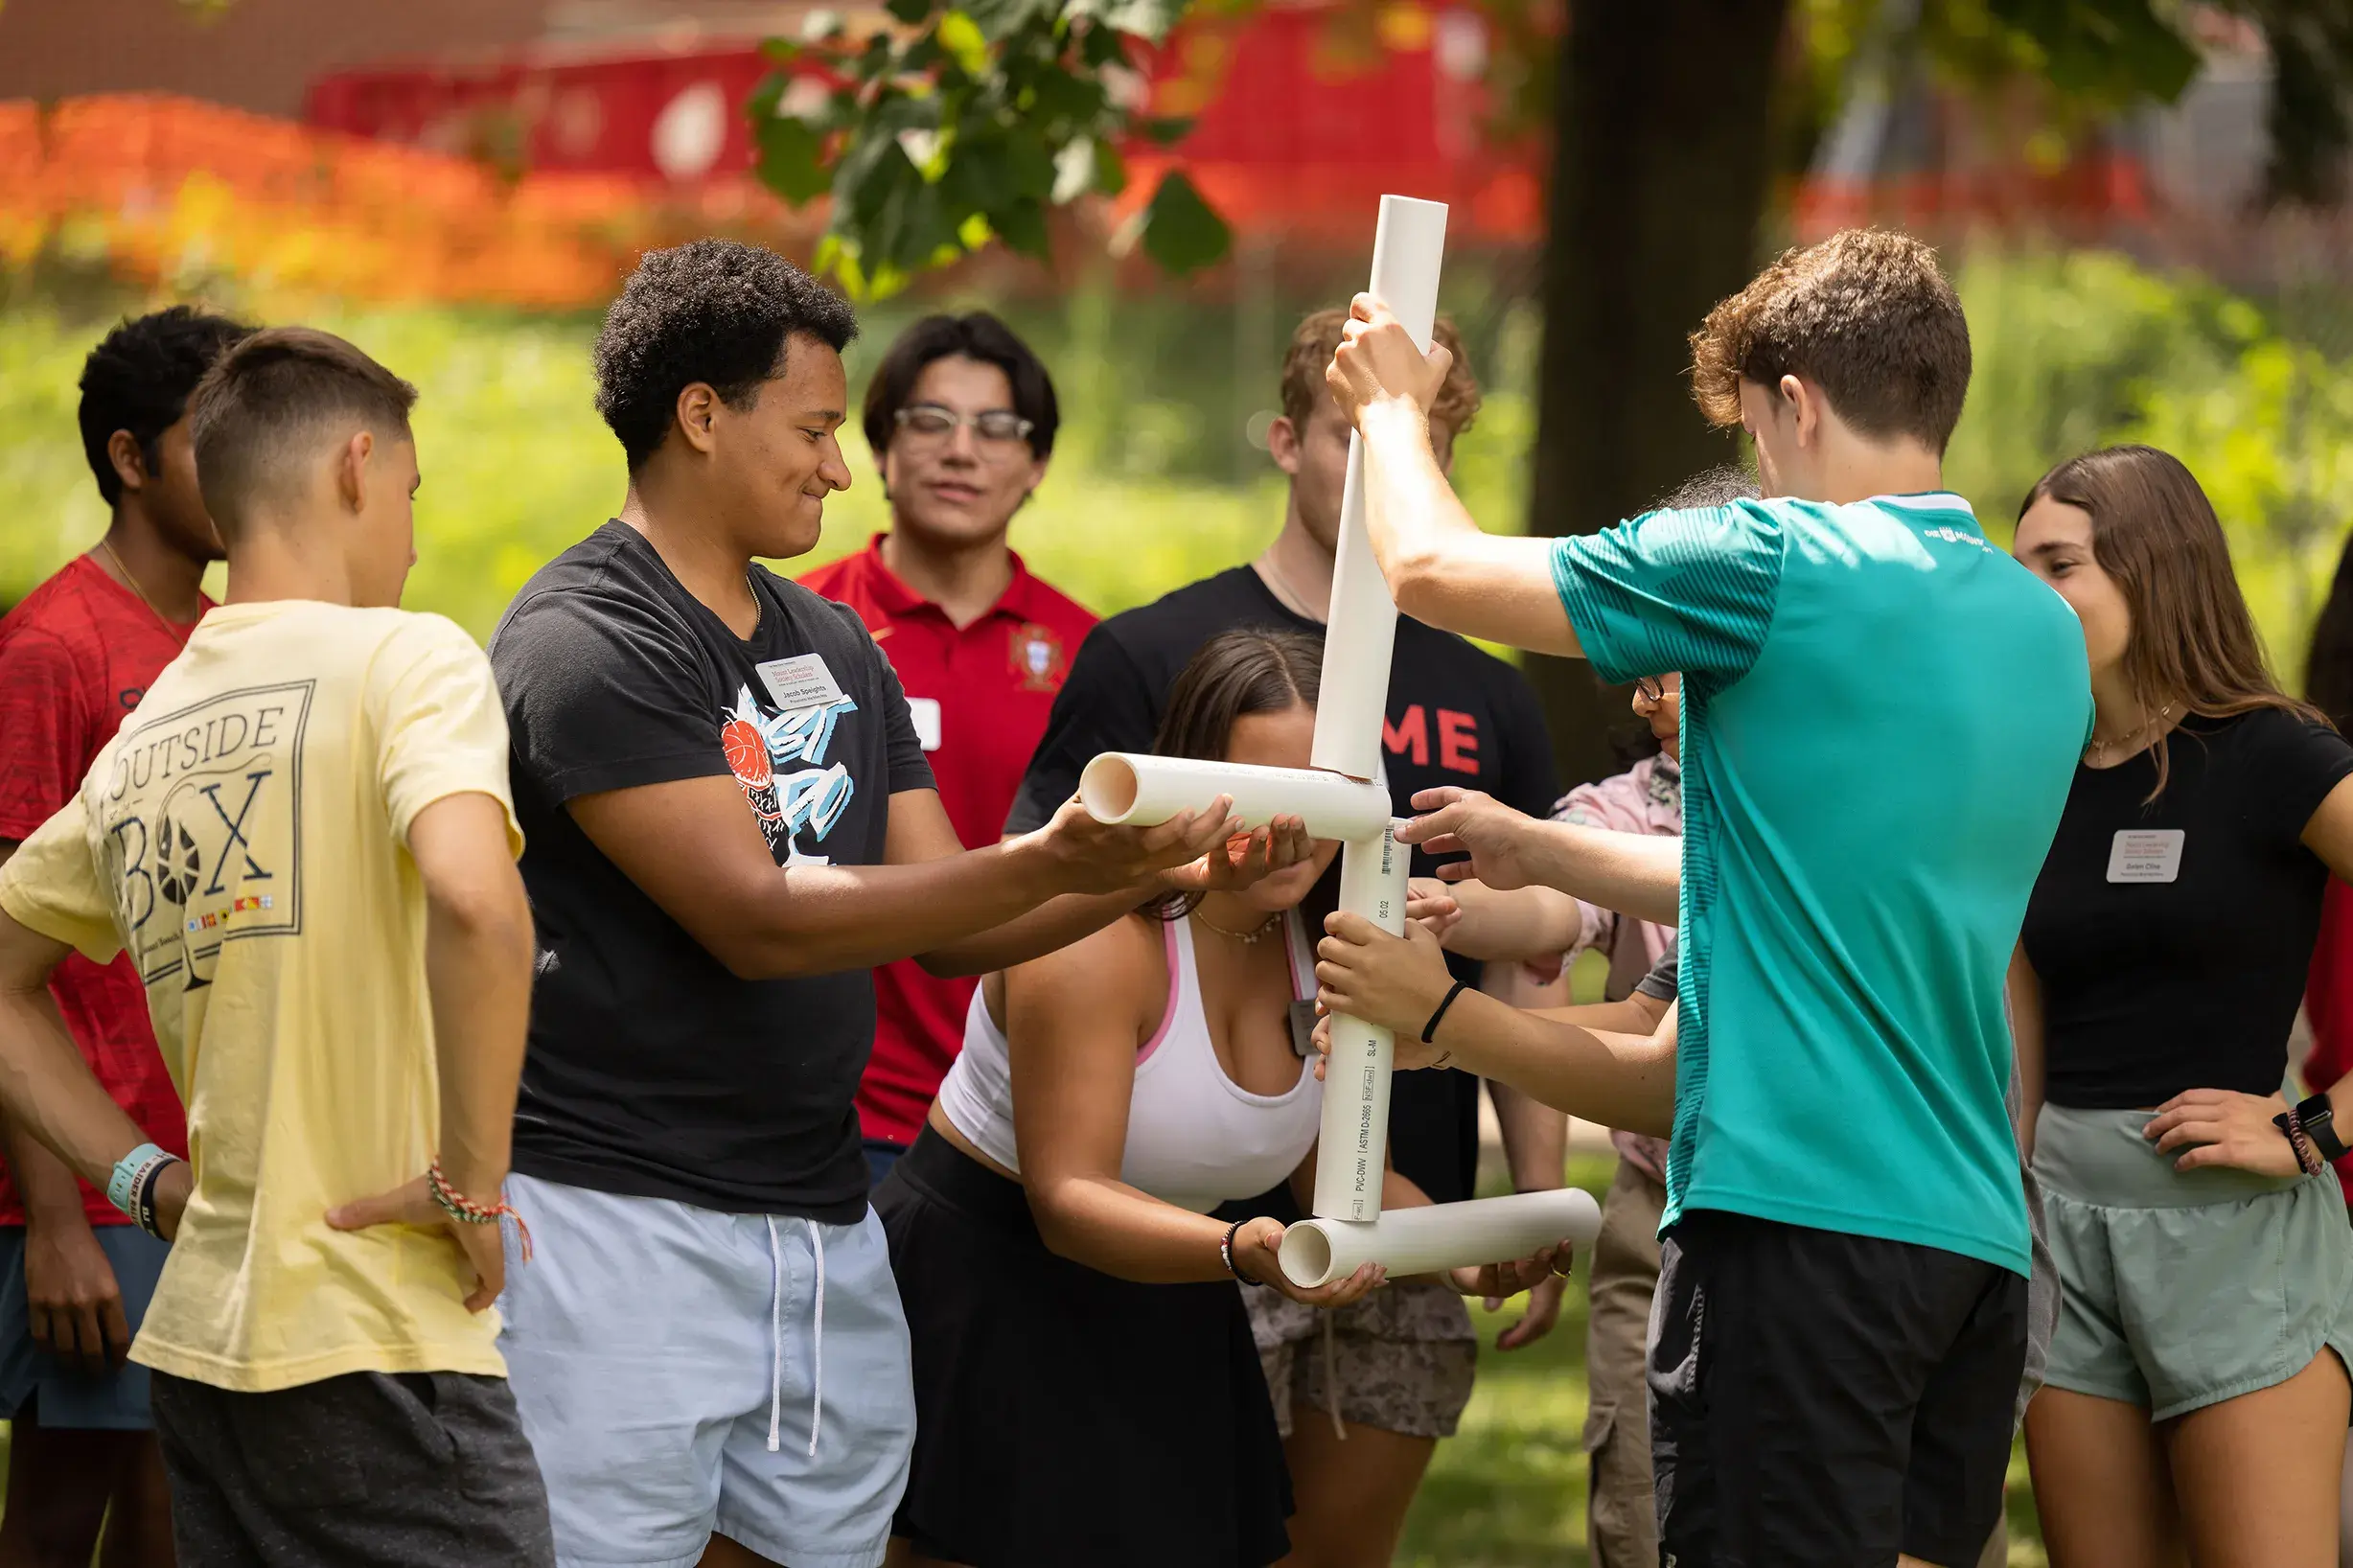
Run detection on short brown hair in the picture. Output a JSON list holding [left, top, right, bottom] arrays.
[[190, 326, 418, 529], [1689, 229, 1971, 453], [1280, 308, 1481, 443]]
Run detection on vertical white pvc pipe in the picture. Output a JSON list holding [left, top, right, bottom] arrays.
[[1311, 820, 1412, 1221], [1309, 194, 1450, 783]]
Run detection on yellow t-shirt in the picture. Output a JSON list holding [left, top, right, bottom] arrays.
[[0, 600, 522, 1393]]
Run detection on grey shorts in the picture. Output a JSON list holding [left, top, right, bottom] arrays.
[[150, 1368, 555, 1567], [2036, 1103, 2353, 1420], [1245, 1278, 1477, 1441]]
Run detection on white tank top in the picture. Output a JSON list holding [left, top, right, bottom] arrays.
[[936, 912, 1325, 1213]]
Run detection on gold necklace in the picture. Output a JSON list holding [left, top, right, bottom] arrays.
[[1193, 907, 1281, 945], [2085, 703, 2176, 767], [97, 539, 183, 633]]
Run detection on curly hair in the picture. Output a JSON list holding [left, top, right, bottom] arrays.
[[1280, 307, 1481, 445], [79, 305, 254, 506], [863, 311, 1059, 462], [594, 240, 859, 471], [1688, 228, 1970, 454]]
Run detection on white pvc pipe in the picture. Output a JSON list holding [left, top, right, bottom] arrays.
[[1310, 821, 1410, 1221], [1309, 194, 1449, 784], [1279, 1188, 1603, 1289], [1077, 754, 1391, 842]]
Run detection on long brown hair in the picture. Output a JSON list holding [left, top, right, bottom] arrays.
[[2021, 444, 2323, 798], [1140, 630, 1325, 922]]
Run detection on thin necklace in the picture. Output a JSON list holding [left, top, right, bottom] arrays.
[[1255, 551, 1325, 624], [97, 539, 187, 634], [1193, 907, 1281, 945], [2085, 703, 2176, 767]]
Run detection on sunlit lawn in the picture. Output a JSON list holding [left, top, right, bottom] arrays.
[[1398, 1153, 2049, 1567]]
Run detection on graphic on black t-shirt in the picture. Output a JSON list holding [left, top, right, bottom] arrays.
[[720, 682, 861, 862]]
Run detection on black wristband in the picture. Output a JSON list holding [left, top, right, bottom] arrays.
[[2296, 1094, 2350, 1164], [1222, 1218, 1265, 1286], [1421, 979, 1471, 1045]]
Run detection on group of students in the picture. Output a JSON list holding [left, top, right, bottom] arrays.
[[0, 221, 2348, 1568]]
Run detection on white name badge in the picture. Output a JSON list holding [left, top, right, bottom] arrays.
[[755, 654, 845, 711], [906, 696, 943, 751], [2107, 829, 2185, 884]]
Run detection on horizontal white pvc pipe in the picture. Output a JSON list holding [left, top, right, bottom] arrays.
[[1279, 1188, 1603, 1290], [1311, 822, 1410, 1221], [1310, 194, 1449, 784], [1077, 753, 1391, 842]]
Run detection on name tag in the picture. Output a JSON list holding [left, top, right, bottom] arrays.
[[906, 696, 943, 752], [2107, 829, 2184, 884], [755, 654, 844, 711]]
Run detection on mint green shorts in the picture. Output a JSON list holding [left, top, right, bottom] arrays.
[[2034, 1104, 2353, 1421]]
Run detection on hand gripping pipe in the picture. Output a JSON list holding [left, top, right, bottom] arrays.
[[1077, 195, 1602, 1288]]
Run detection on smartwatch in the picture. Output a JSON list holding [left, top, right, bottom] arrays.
[[2295, 1094, 2351, 1164]]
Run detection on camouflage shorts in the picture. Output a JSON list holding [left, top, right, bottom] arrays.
[[1244, 1279, 1478, 1441]]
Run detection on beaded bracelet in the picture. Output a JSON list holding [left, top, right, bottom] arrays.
[[2283, 1108, 2326, 1178], [1221, 1218, 1264, 1287], [427, 1159, 533, 1260]]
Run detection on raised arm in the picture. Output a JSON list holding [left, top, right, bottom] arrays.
[[1399, 787, 1682, 929], [1326, 301, 1580, 656], [1006, 924, 1378, 1307]]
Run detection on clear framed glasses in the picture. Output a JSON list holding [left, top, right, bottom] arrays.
[[894, 404, 1034, 447]]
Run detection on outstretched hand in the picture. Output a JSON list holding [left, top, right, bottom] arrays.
[[1164, 816, 1317, 897], [1447, 1240, 1573, 1304], [1397, 787, 1542, 889], [1229, 1216, 1387, 1308], [1483, 1271, 1567, 1351], [1326, 296, 1453, 430], [1036, 794, 1246, 896], [1315, 912, 1457, 1065], [328, 1176, 507, 1313]]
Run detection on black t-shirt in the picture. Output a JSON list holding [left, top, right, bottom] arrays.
[[1006, 565, 1561, 1209], [491, 522, 934, 1220], [2022, 708, 2353, 1109]]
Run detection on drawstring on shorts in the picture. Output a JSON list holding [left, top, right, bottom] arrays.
[[762, 1215, 828, 1459]]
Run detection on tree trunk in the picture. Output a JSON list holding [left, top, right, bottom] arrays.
[[1524, 0, 1791, 789]]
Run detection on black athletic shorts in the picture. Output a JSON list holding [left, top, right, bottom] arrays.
[[1649, 1209, 2026, 1568]]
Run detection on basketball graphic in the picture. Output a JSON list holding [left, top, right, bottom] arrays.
[[155, 817, 201, 906], [722, 718, 773, 788]]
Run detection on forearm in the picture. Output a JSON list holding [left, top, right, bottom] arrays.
[[1523, 823, 1681, 927], [425, 893, 534, 1195], [1, 1117, 101, 1228], [1435, 991, 1676, 1136], [1356, 402, 1578, 656], [0, 991, 151, 1194], [1442, 884, 1586, 964], [732, 838, 1070, 979], [1027, 1173, 1235, 1283], [917, 884, 1156, 979]]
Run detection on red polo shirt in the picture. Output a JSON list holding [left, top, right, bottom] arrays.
[[799, 534, 1096, 1146]]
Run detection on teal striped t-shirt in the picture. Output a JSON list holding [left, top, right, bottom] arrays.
[[1550, 493, 2090, 1275]]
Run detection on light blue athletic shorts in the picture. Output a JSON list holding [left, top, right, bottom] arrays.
[[497, 1172, 915, 1568]]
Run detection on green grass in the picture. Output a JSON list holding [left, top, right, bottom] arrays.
[[1396, 1151, 2051, 1566]]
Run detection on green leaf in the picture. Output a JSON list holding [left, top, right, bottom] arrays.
[[1140, 169, 1229, 273], [1000, 127, 1059, 199], [1132, 114, 1194, 147], [1980, 0, 2198, 104], [1092, 138, 1128, 196], [993, 196, 1052, 258], [887, 0, 933, 25], [937, 10, 992, 74], [757, 38, 802, 68], [755, 115, 832, 205]]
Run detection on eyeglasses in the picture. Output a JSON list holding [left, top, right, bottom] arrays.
[[1634, 677, 1671, 703], [893, 404, 1035, 447]]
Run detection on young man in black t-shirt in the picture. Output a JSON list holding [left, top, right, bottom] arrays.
[[488, 242, 1302, 1568], [1003, 307, 1565, 1564]]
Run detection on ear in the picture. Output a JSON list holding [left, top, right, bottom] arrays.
[[675, 383, 721, 455], [1265, 416, 1303, 477], [335, 430, 376, 514], [1779, 374, 1821, 450], [106, 430, 149, 496]]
